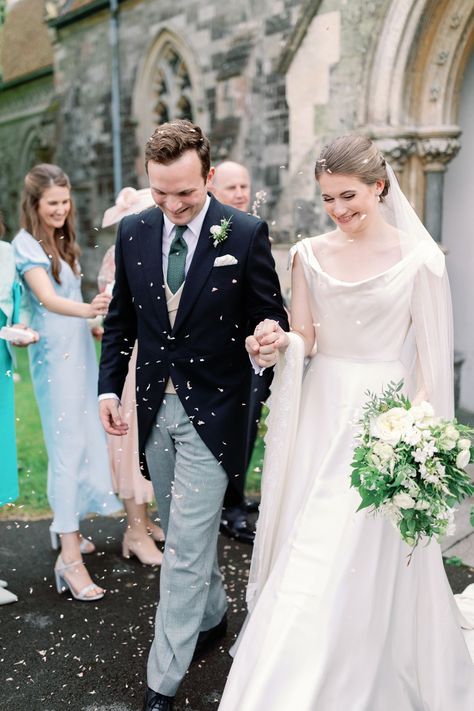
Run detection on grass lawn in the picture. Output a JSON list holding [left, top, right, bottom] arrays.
[[245, 409, 267, 494], [2, 346, 265, 519]]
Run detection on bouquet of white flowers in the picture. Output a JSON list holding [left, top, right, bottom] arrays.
[[351, 381, 474, 552]]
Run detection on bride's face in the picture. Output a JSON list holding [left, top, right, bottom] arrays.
[[318, 173, 384, 234]]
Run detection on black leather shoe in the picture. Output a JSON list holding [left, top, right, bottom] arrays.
[[142, 687, 174, 710], [220, 509, 255, 544], [192, 613, 228, 661], [244, 499, 260, 513]]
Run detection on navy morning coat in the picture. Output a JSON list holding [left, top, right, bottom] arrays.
[[98, 194, 289, 499]]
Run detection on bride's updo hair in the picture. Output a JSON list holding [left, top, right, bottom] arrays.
[[315, 135, 390, 202]]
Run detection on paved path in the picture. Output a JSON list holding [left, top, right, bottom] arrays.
[[0, 516, 248, 711], [1, 514, 473, 711]]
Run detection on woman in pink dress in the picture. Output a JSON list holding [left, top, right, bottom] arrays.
[[98, 188, 164, 566]]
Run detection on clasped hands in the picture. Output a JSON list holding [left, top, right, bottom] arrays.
[[245, 319, 289, 369]]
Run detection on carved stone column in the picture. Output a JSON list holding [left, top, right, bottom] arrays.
[[417, 136, 460, 243], [373, 137, 415, 174]]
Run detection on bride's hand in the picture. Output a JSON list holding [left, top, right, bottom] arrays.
[[255, 319, 289, 351], [245, 320, 289, 368]]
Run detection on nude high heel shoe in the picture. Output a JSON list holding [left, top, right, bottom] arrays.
[[50, 530, 96, 554], [54, 555, 104, 602], [146, 522, 165, 543], [122, 531, 163, 566]]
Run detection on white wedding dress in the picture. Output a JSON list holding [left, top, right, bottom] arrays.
[[219, 238, 474, 711]]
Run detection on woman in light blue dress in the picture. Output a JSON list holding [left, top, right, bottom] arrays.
[[0, 213, 38, 604], [13, 164, 121, 602]]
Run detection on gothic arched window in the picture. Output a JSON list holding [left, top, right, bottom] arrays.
[[152, 43, 195, 124], [134, 30, 205, 183]]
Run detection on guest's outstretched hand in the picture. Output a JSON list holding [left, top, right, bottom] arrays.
[[86, 292, 111, 319]]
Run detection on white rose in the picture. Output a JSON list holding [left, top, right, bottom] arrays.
[[456, 449, 470, 469], [210, 225, 221, 236], [372, 441, 395, 464], [458, 438, 471, 451], [438, 437, 457, 451], [392, 492, 416, 509], [415, 499, 430, 510], [410, 402, 435, 429], [370, 408, 412, 445], [444, 424, 460, 441]]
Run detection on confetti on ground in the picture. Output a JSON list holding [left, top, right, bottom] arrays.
[[0, 514, 260, 710]]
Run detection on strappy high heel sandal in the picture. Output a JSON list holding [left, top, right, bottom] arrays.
[[50, 530, 96, 554], [54, 555, 104, 602]]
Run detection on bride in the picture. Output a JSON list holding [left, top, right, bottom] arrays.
[[218, 135, 474, 710]]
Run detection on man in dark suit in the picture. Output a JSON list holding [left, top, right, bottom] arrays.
[[210, 160, 273, 543], [98, 120, 288, 711]]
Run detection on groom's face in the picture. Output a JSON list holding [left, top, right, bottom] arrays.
[[148, 150, 214, 226]]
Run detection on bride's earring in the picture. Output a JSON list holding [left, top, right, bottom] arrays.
[[376, 193, 381, 202]]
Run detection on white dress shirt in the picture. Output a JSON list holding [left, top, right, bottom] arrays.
[[99, 196, 211, 401]]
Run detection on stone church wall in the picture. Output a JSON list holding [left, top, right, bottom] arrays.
[[42, 0, 394, 289]]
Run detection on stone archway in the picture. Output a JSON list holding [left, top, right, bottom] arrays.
[[132, 28, 206, 184], [363, 0, 474, 410], [363, 0, 473, 231], [442, 50, 474, 412], [19, 128, 53, 177]]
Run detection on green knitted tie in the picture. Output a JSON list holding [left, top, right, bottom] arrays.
[[167, 225, 188, 294]]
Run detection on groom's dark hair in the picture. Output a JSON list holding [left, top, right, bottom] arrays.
[[145, 120, 211, 181]]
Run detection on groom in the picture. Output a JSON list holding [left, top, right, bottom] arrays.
[[98, 120, 288, 710]]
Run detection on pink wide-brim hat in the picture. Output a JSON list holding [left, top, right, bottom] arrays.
[[101, 187, 155, 228]]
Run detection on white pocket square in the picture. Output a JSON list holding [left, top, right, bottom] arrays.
[[213, 254, 238, 267]]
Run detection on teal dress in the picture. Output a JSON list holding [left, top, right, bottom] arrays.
[[12, 229, 121, 532], [0, 242, 21, 506]]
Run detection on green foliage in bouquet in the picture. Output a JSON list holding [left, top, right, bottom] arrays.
[[351, 381, 474, 550]]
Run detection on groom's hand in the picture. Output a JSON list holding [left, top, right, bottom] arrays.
[[99, 398, 129, 436], [246, 333, 277, 368]]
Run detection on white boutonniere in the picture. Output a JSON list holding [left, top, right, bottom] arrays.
[[209, 216, 232, 248]]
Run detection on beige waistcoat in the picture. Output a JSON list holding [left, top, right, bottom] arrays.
[[164, 281, 184, 394]]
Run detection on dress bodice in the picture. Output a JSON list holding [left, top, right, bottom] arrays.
[[13, 229, 83, 307], [12, 229, 84, 337], [294, 238, 422, 363]]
